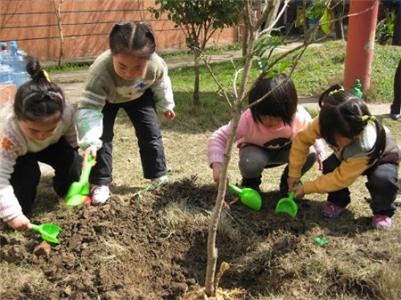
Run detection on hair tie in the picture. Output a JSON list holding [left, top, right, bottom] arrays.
[[361, 115, 376, 124], [43, 70, 51, 83], [328, 87, 344, 96]]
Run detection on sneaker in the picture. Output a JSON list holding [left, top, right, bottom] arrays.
[[322, 201, 344, 218], [151, 174, 169, 187], [372, 214, 392, 230], [390, 113, 401, 121], [91, 185, 110, 204]]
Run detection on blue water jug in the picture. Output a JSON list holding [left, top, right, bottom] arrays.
[[0, 63, 14, 84], [9, 40, 26, 73]]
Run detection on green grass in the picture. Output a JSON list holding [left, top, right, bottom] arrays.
[[50, 40, 401, 104], [169, 40, 401, 104], [46, 62, 92, 73]]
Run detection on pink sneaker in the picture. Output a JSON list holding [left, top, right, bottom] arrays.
[[372, 215, 392, 230], [322, 202, 344, 218]]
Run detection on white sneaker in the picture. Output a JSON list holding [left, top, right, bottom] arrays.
[[151, 174, 169, 186], [91, 185, 110, 204]]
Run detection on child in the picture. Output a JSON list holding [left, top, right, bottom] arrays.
[[0, 57, 81, 230], [288, 84, 400, 230], [76, 21, 175, 204], [208, 73, 324, 194]]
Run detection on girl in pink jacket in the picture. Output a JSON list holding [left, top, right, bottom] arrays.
[[208, 73, 324, 194]]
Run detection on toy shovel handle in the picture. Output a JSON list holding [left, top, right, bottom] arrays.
[[228, 183, 242, 195], [288, 181, 303, 198], [29, 223, 40, 232], [80, 154, 96, 183]]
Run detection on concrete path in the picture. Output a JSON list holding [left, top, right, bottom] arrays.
[[51, 41, 391, 117]]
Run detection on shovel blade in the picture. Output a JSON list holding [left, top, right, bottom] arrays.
[[65, 194, 87, 206], [239, 188, 262, 211], [275, 192, 298, 218], [31, 224, 61, 244], [65, 181, 84, 199]]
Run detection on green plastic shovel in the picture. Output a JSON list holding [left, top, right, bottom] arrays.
[[65, 154, 96, 206], [228, 183, 262, 211], [275, 191, 298, 218], [29, 223, 61, 244]]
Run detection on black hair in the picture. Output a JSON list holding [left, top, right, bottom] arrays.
[[14, 57, 65, 122], [109, 21, 156, 59], [319, 84, 386, 164], [249, 73, 298, 125]]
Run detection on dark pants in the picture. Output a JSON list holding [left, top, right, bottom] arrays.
[[390, 58, 401, 115], [323, 154, 398, 217], [90, 89, 167, 185], [239, 144, 316, 194], [9, 138, 82, 214]]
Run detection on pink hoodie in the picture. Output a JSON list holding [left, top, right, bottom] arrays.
[[208, 105, 324, 166]]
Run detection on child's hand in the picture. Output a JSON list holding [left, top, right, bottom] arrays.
[[317, 152, 325, 170], [164, 110, 176, 120], [293, 185, 305, 199], [212, 162, 223, 183], [7, 214, 31, 231], [84, 145, 97, 161], [287, 177, 300, 192]]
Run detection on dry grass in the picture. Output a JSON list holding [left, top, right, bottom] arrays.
[[0, 264, 45, 294], [91, 102, 401, 299]]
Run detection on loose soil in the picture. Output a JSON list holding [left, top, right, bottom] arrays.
[[2, 176, 396, 299]]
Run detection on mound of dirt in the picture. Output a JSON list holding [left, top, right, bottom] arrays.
[[1, 177, 384, 299], [1, 178, 219, 299]]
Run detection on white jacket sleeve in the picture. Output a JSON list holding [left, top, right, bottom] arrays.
[[150, 61, 175, 112], [0, 133, 24, 221], [75, 76, 108, 150]]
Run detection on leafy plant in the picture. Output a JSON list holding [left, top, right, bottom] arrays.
[[149, 0, 242, 107], [376, 10, 396, 45]]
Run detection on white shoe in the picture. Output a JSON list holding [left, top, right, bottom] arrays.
[[91, 185, 110, 204], [151, 174, 169, 186]]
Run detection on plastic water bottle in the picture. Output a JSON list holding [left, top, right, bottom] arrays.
[[8, 40, 29, 87], [9, 40, 26, 72], [0, 61, 13, 84]]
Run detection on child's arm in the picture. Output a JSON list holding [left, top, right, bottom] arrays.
[[289, 117, 321, 178], [63, 104, 79, 148], [302, 156, 369, 194], [75, 76, 109, 151], [0, 138, 25, 224], [313, 139, 326, 170], [293, 106, 326, 169], [208, 122, 232, 167], [150, 59, 175, 115], [208, 122, 234, 182]]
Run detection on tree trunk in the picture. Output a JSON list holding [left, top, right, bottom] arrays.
[[205, 110, 240, 297], [53, 0, 64, 67], [193, 53, 201, 106], [333, 2, 344, 40], [204, 0, 281, 295]]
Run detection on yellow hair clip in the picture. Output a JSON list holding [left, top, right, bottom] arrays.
[[43, 70, 51, 83], [328, 87, 345, 96], [361, 115, 376, 123]]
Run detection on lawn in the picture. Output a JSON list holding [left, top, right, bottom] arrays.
[[1, 40, 401, 299]]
